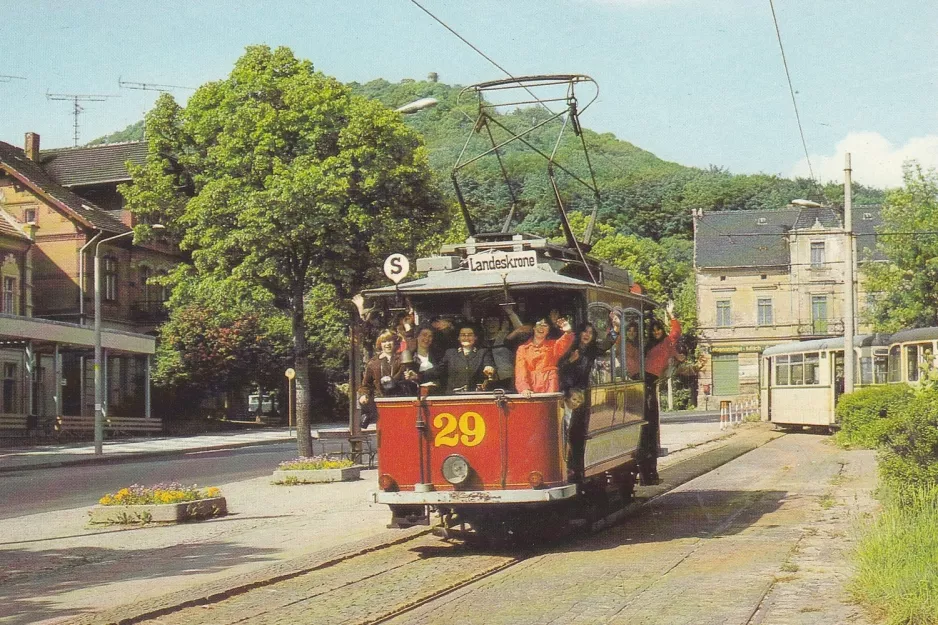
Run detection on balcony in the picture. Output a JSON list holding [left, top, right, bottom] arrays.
[[130, 300, 169, 324], [797, 318, 844, 337]]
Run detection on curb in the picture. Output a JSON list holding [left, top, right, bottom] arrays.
[[0, 436, 296, 474]]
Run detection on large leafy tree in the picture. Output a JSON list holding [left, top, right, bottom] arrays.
[[123, 46, 448, 455], [863, 164, 938, 331]]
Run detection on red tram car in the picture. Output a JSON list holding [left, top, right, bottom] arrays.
[[363, 234, 655, 536], [356, 75, 660, 537]]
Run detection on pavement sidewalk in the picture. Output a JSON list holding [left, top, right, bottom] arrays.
[[0, 424, 349, 473]]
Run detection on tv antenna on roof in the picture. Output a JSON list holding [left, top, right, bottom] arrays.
[[0, 74, 26, 83], [46, 91, 119, 146], [118, 78, 196, 93]]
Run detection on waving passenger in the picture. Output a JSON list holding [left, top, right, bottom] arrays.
[[640, 301, 686, 484], [515, 315, 575, 397]]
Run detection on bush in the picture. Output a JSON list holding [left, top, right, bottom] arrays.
[[852, 484, 938, 624], [879, 388, 938, 490], [834, 384, 913, 449]]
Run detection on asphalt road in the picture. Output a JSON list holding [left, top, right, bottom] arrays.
[[0, 442, 349, 520]]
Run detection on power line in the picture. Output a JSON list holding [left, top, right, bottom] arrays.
[[767, 0, 822, 197]]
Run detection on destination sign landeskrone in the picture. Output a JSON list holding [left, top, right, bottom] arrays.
[[467, 250, 538, 273]]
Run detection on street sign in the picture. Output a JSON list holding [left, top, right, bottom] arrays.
[[383, 253, 410, 284]]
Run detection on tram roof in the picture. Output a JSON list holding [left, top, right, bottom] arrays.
[[887, 326, 938, 344], [364, 267, 600, 296], [761, 334, 888, 356]]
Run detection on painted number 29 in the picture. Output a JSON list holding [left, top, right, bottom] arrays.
[[433, 411, 486, 447]]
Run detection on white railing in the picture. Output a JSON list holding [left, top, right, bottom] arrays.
[[719, 394, 759, 430]]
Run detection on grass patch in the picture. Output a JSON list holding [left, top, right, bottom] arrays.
[[780, 562, 800, 573], [852, 484, 938, 624], [818, 493, 836, 509]]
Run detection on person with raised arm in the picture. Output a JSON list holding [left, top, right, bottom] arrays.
[[640, 301, 685, 484], [515, 314, 575, 397]]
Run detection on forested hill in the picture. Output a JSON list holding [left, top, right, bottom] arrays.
[[89, 76, 884, 242]]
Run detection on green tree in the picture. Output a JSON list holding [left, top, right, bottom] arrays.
[[863, 164, 938, 331], [123, 46, 448, 455]]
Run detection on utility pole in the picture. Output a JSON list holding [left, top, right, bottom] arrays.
[[843, 153, 855, 394], [46, 92, 117, 146]]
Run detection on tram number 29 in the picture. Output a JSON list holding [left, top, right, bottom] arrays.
[[433, 411, 486, 447]]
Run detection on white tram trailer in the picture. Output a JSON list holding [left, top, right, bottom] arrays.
[[760, 334, 890, 430], [884, 326, 938, 385]]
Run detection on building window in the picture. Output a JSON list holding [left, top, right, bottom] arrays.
[[104, 256, 118, 302], [1, 277, 14, 314], [716, 300, 732, 327], [757, 298, 773, 326], [2, 363, 16, 413], [810, 241, 826, 268], [23, 207, 37, 223], [811, 295, 828, 333]]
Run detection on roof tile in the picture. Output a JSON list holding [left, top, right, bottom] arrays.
[[40, 142, 147, 187]]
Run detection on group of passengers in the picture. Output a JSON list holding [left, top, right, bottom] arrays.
[[358, 303, 683, 485]]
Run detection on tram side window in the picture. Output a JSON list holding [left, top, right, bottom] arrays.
[[888, 346, 902, 383], [775, 355, 790, 385], [775, 353, 820, 385], [907, 343, 933, 382], [623, 308, 643, 381], [588, 305, 617, 384]]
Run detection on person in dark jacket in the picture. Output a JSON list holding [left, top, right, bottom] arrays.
[[440, 324, 496, 393], [558, 317, 620, 481], [403, 325, 443, 394], [358, 330, 406, 428]]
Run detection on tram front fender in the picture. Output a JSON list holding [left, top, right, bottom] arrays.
[[373, 484, 577, 506]]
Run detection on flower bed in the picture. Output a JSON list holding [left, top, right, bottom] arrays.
[[89, 483, 227, 525], [273, 456, 362, 484]]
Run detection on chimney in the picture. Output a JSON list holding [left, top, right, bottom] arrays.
[[24, 132, 40, 161]]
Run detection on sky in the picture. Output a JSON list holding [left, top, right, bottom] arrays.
[[1, 0, 935, 189]]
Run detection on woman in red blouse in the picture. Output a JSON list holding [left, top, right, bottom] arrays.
[[515, 316, 575, 396]]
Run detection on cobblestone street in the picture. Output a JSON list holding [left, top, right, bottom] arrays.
[[102, 432, 877, 625]]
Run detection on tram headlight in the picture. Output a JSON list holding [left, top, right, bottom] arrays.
[[528, 471, 544, 489], [441, 454, 471, 485], [378, 474, 397, 491]]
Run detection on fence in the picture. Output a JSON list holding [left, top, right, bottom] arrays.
[[719, 395, 760, 430]]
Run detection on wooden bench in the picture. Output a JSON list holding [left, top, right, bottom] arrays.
[[55, 415, 163, 436], [312, 427, 377, 467]]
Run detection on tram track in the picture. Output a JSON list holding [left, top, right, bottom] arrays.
[[69, 426, 781, 625]]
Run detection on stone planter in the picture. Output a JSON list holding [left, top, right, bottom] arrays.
[[88, 497, 227, 525], [272, 466, 363, 484]]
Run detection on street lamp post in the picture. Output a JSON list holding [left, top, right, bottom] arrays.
[[94, 225, 164, 455]]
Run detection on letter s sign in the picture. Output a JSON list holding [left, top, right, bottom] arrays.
[[383, 253, 410, 284]]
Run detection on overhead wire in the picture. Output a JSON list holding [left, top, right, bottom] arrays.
[[767, 0, 824, 199]]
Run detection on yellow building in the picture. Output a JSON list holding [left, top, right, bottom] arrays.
[[0, 134, 167, 435], [694, 201, 882, 406]]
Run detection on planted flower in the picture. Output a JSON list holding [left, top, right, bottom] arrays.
[[90, 482, 227, 525], [98, 482, 222, 506], [273, 456, 361, 484], [277, 456, 355, 471]]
